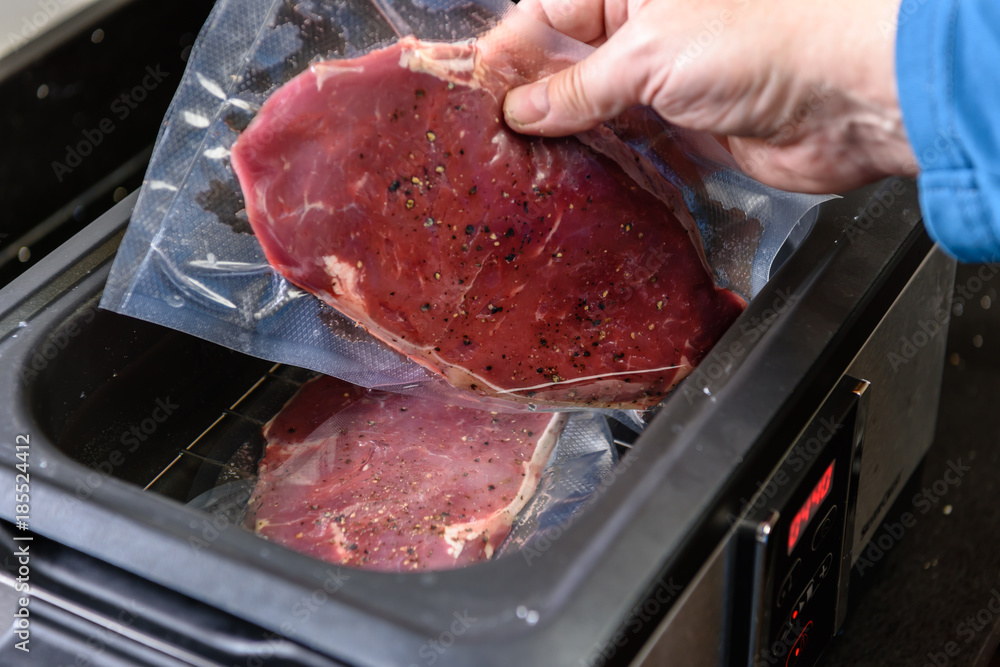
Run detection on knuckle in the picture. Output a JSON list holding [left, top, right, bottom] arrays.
[[552, 64, 597, 120]]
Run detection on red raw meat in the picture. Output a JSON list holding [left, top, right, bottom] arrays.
[[245, 375, 566, 571], [231, 37, 745, 408]]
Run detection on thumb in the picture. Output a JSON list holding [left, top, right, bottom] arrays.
[[503, 26, 648, 136]]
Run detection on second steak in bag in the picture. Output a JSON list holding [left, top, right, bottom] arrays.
[[245, 374, 568, 571], [231, 37, 745, 409]]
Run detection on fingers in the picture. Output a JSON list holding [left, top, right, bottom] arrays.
[[728, 137, 879, 194], [515, 0, 611, 45], [504, 24, 654, 136], [728, 137, 821, 192]]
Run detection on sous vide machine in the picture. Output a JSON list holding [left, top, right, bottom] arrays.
[[0, 1, 954, 665]]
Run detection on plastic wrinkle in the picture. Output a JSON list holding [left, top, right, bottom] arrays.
[[100, 0, 831, 412], [187, 377, 619, 567], [494, 364, 688, 397]]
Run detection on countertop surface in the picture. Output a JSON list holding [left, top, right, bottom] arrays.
[[821, 261, 1000, 667]]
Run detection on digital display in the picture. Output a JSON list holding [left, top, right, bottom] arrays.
[[787, 461, 835, 555]]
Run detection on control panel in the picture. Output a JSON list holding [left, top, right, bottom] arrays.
[[735, 377, 869, 667]]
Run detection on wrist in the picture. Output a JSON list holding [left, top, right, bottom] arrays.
[[803, 0, 917, 179]]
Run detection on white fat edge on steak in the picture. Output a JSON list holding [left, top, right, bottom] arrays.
[[322, 255, 363, 302], [318, 253, 518, 398], [312, 63, 365, 91], [261, 376, 361, 446], [398, 37, 484, 90], [313, 255, 665, 408], [441, 412, 568, 560], [252, 498, 351, 555], [307, 44, 666, 409]]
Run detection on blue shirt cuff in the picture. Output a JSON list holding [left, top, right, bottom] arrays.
[[896, 0, 1000, 262]]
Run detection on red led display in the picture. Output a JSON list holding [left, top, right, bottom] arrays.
[[787, 462, 834, 555]]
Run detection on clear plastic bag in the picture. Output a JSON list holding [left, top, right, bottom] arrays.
[[101, 0, 832, 409], [189, 374, 620, 571], [495, 411, 618, 562]]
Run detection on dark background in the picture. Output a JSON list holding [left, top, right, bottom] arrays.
[[820, 263, 1000, 666]]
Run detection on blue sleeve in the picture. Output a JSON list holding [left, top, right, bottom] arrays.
[[896, 0, 1000, 263]]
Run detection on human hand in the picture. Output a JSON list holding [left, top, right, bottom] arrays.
[[503, 0, 918, 193]]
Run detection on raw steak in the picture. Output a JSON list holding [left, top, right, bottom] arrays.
[[231, 37, 745, 408], [245, 375, 566, 571]]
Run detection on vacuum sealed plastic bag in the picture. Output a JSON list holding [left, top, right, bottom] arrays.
[[101, 0, 831, 410], [495, 410, 618, 561], [231, 35, 752, 409], [188, 373, 618, 572]]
